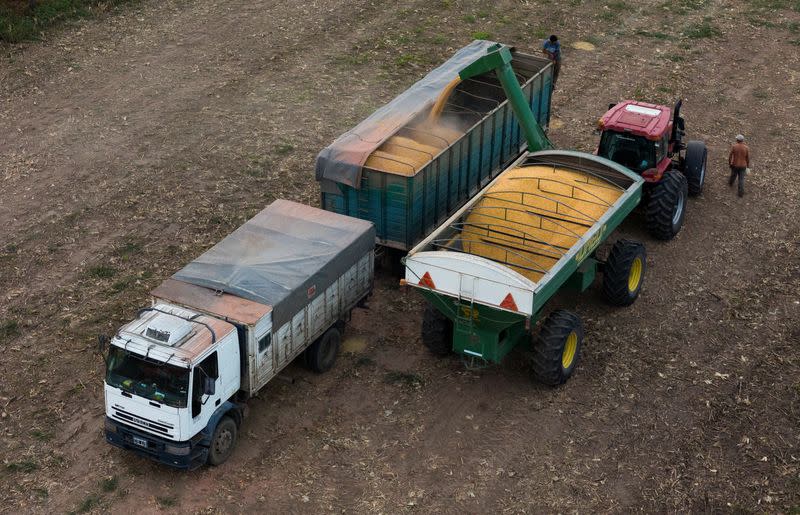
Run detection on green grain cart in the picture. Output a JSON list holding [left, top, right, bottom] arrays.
[[402, 44, 646, 384]]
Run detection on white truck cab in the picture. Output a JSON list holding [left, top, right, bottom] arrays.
[[104, 303, 245, 468]]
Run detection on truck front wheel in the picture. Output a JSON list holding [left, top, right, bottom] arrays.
[[208, 416, 237, 466], [531, 310, 584, 386], [305, 327, 341, 373], [646, 170, 688, 240]]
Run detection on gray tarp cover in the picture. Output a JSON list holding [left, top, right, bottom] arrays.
[[173, 199, 375, 328], [315, 40, 499, 190]]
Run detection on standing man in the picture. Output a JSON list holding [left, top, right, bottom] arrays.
[[542, 35, 561, 87], [728, 134, 750, 197]]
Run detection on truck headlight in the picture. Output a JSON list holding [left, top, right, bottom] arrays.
[[104, 418, 118, 434], [164, 443, 191, 456]]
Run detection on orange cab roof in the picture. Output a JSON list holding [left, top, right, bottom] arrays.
[[152, 278, 272, 327]]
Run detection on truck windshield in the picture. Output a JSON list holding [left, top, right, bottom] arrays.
[[598, 131, 655, 172], [106, 347, 189, 408]]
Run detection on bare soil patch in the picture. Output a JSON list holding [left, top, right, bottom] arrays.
[[1, 0, 798, 512]]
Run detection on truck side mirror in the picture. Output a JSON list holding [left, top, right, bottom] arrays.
[[203, 376, 216, 396], [98, 334, 109, 354]]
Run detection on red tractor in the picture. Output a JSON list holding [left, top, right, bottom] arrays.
[[596, 99, 707, 240]]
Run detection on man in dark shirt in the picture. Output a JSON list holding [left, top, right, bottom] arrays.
[[542, 35, 561, 87], [728, 134, 750, 197]]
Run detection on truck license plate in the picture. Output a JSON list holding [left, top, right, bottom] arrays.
[[132, 436, 148, 448]]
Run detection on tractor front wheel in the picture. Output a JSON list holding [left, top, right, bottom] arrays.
[[421, 303, 453, 356], [531, 310, 584, 386], [646, 170, 688, 240], [602, 239, 646, 306], [683, 140, 707, 196]]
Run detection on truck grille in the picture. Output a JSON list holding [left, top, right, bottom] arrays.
[[112, 406, 174, 437]]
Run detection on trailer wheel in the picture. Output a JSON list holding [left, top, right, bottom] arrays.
[[305, 328, 341, 373], [602, 239, 646, 306], [683, 140, 707, 196], [531, 310, 584, 386], [421, 303, 453, 356], [208, 416, 237, 466], [645, 170, 687, 240]]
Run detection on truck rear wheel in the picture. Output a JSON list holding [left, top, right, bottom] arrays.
[[208, 416, 237, 466], [305, 327, 341, 373], [646, 170, 687, 240], [602, 239, 646, 306], [531, 310, 583, 386], [683, 140, 707, 196], [421, 303, 453, 356]]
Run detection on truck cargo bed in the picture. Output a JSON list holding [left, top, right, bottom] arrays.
[[161, 199, 375, 395], [363, 69, 538, 177], [317, 41, 553, 251]]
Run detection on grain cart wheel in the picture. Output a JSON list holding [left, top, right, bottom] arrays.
[[683, 140, 707, 196], [305, 327, 341, 373], [531, 310, 584, 386], [602, 239, 646, 306], [646, 170, 688, 240], [208, 416, 237, 466], [421, 303, 453, 356]]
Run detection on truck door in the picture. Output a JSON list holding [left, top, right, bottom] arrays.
[[190, 351, 223, 434]]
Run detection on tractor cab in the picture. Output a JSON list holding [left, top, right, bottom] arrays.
[[597, 100, 685, 182], [595, 98, 706, 241]]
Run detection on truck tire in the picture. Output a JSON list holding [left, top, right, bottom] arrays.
[[645, 170, 687, 240], [683, 140, 707, 196], [208, 416, 237, 466], [602, 239, 646, 306], [305, 327, 341, 373], [421, 303, 453, 356], [531, 310, 583, 386]]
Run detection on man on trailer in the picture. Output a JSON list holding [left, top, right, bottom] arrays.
[[542, 35, 561, 86]]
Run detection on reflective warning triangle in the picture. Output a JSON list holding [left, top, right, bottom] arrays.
[[418, 272, 436, 289], [499, 293, 518, 311]]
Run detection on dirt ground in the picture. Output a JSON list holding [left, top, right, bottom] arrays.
[[1, 0, 799, 512]]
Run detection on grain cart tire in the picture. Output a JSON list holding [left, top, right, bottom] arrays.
[[646, 171, 688, 240], [531, 310, 584, 386], [208, 416, 237, 466], [421, 303, 453, 356], [305, 327, 341, 373], [602, 239, 646, 306], [683, 140, 707, 196]]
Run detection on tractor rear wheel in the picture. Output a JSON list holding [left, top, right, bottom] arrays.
[[646, 170, 688, 240], [602, 239, 646, 306], [531, 310, 584, 386], [421, 303, 453, 356], [683, 140, 707, 196]]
